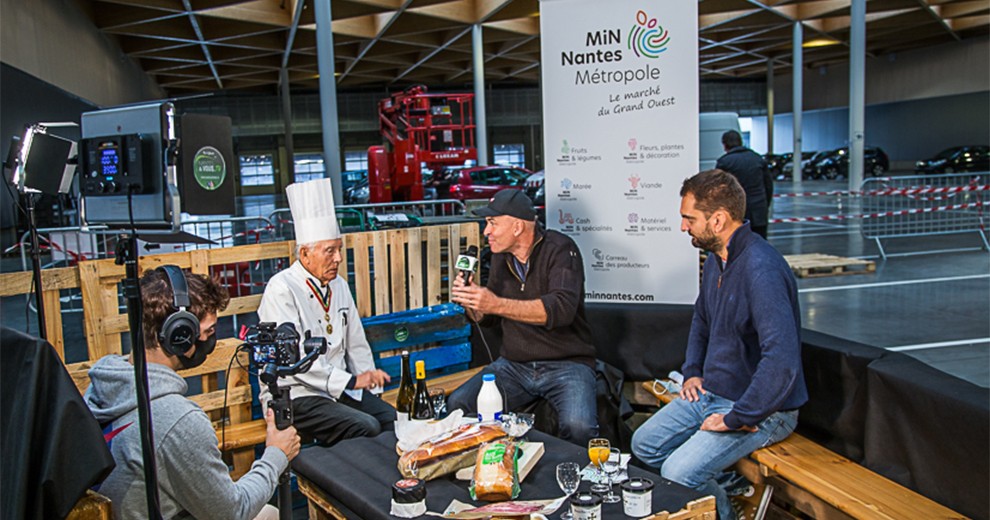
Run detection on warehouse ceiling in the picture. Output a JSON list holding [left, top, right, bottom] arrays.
[[79, 0, 990, 95]]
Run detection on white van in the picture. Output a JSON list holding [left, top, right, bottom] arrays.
[[699, 112, 741, 171]]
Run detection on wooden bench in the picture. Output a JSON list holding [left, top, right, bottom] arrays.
[[639, 382, 965, 520]]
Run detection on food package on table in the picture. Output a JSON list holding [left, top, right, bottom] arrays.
[[398, 422, 507, 481], [435, 497, 567, 519], [469, 440, 519, 502]]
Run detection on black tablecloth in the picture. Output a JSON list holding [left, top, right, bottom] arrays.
[[293, 430, 704, 520]]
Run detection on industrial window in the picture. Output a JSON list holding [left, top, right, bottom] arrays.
[[493, 144, 525, 168], [344, 150, 368, 171], [239, 154, 275, 186], [294, 153, 325, 183]]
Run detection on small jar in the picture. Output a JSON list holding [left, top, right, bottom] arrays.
[[570, 492, 603, 520], [621, 477, 654, 517]]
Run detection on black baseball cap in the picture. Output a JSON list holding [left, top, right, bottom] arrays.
[[473, 189, 537, 221]]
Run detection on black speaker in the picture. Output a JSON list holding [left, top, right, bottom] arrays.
[[156, 265, 199, 356]]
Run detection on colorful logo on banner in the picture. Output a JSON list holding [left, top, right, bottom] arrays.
[[193, 146, 226, 190], [628, 10, 669, 58]]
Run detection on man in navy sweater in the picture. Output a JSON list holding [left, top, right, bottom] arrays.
[[631, 169, 807, 520]]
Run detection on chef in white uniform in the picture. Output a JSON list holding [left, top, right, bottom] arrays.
[[258, 178, 393, 445]]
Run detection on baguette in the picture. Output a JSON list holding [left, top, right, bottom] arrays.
[[398, 423, 507, 479]]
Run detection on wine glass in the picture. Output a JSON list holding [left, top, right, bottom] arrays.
[[428, 388, 446, 418], [587, 438, 610, 493], [555, 462, 580, 520], [601, 448, 622, 504]]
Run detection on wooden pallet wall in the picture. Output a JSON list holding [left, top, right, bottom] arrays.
[[0, 222, 481, 364]]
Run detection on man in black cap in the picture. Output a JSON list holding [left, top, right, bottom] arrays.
[[447, 189, 599, 444]]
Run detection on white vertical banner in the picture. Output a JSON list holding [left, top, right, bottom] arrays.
[[540, 0, 699, 305]]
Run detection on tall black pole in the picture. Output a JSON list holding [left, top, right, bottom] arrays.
[[118, 234, 162, 519], [25, 193, 47, 339]]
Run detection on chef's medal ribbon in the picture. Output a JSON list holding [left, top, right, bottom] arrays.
[[306, 278, 333, 335]]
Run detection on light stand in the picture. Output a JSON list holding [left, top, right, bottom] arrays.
[[6, 123, 78, 339], [22, 190, 47, 339], [116, 228, 162, 519]]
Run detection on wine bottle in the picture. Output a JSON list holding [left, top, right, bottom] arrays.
[[395, 350, 415, 421], [411, 360, 435, 421]]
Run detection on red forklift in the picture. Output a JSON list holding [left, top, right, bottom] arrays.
[[367, 85, 477, 203]]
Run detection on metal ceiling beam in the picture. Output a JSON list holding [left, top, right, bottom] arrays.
[[339, 0, 415, 81], [915, 0, 961, 40], [282, 0, 306, 69], [392, 26, 471, 82], [444, 34, 536, 81], [182, 0, 223, 89]]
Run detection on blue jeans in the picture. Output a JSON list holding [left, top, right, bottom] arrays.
[[446, 357, 599, 444], [631, 392, 798, 520]]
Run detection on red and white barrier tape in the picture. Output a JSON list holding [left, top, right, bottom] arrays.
[[770, 201, 990, 224], [773, 184, 989, 198]]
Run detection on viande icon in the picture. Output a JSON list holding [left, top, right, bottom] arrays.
[[628, 174, 641, 190], [628, 10, 670, 58]]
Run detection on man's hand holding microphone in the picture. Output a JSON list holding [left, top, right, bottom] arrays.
[[449, 246, 491, 321]]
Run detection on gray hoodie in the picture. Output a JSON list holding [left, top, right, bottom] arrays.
[[85, 355, 287, 519]]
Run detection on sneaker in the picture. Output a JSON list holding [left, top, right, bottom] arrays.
[[718, 471, 754, 497]]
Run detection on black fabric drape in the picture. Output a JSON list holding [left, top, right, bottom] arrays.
[[863, 352, 989, 520], [1, 327, 115, 519], [797, 330, 883, 461]]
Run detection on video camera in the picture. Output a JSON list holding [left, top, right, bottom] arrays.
[[242, 322, 327, 430]]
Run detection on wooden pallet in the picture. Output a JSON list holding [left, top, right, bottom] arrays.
[[785, 253, 876, 278]]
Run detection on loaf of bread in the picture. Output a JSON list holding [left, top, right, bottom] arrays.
[[398, 423, 507, 480], [471, 441, 519, 502]]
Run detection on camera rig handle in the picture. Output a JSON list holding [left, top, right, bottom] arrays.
[[260, 336, 328, 430]]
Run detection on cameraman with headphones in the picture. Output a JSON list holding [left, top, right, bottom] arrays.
[[85, 267, 300, 520]]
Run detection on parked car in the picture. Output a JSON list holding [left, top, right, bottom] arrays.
[[524, 170, 544, 199], [344, 177, 369, 205], [915, 146, 990, 174], [447, 165, 532, 201], [763, 154, 787, 179], [811, 146, 889, 179], [778, 151, 817, 179]]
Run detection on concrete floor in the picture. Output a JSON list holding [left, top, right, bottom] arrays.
[[770, 179, 990, 388]]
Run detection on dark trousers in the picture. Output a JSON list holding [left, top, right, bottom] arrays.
[[291, 393, 395, 446], [751, 225, 768, 239]]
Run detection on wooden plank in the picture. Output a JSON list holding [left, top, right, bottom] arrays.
[[66, 490, 112, 520], [338, 234, 350, 284], [389, 229, 407, 313], [0, 266, 80, 296], [373, 230, 390, 315], [42, 289, 65, 359], [79, 262, 111, 360], [190, 386, 252, 414], [100, 278, 123, 355], [752, 434, 964, 520], [406, 227, 424, 310], [189, 249, 210, 276], [426, 226, 442, 305], [217, 419, 267, 450], [297, 475, 348, 520], [219, 294, 263, 317], [350, 233, 373, 318]]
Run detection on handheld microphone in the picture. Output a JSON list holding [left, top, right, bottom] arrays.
[[455, 246, 479, 285]]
